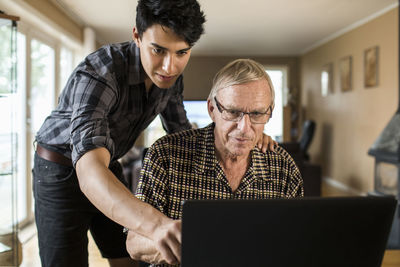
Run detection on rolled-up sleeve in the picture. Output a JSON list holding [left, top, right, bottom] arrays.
[[70, 71, 117, 167]]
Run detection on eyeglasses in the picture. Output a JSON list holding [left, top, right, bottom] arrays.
[[214, 97, 272, 124]]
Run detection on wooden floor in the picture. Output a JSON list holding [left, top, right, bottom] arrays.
[[17, 180, 400, 266], [20, 231, 108, 267]]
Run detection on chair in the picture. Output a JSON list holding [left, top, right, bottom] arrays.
[[279, 120, 320, 196], [280, 120, 316, 162], [298, 120, 316, 160]]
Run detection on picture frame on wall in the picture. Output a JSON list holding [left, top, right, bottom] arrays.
[[340, 56, 352, 92], [321, 63, 333, 97], [364, 46, 379, 88]]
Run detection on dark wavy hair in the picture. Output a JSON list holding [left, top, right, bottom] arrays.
[[136, 0, 206, 46]]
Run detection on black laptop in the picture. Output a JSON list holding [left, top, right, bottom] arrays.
[[181, 196, 396, 267]]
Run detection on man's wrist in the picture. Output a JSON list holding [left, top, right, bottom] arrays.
[[146, 207, 169, 240]]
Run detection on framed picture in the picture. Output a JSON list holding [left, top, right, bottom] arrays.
[[340, 56, 352, 92], [364, 46, 378, 87], [321, 63, 333, 96]]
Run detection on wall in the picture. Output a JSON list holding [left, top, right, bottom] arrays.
[[20, 0, 82, 42], [183, 56, 299, 100], [300, 8, 398, 193], [0, 0, 83, 49]]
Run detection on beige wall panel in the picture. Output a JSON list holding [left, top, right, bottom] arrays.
[[22, 0, 83, 42], [301, 8, 398, 193]]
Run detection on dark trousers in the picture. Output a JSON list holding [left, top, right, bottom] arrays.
[[33, 153, 130, 267]]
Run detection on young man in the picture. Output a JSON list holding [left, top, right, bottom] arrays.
[[33, 1, 274, 266], [129, 59, 303, 266], [33, 1, 205, 266]]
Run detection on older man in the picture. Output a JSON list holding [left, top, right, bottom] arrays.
[[128, 59, 303, 266]]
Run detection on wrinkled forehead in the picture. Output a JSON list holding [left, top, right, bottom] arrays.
[[216, 82, 272, 111]]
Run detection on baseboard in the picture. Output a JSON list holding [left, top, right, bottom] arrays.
[[323, 177, 365, 196]]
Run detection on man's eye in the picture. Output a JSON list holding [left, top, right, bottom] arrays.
[[251, 112, 264, 118], [153, 48, 163, 54], [177, 51, 188, 56], [227, 110, 241, 117]]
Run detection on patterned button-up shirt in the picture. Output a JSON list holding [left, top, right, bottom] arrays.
[[36, 41, 191, 167], [136, 123, 304, 220]]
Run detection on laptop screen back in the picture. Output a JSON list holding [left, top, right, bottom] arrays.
[[181, 196, 396, 267]]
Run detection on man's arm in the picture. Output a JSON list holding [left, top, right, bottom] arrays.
[[75, 147, 181, 265]]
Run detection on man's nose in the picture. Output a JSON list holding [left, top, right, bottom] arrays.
[[237, 113, 252, 132], [162, 54, 175, 74]]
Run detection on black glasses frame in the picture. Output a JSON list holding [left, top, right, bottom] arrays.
[[213, 97, 272, 124]]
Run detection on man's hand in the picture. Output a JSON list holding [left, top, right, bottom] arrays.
[[126, 219, 181, 265], [126, 231, 164, 264], [257, 133, 278, 153], [152, 219, 181, 265]]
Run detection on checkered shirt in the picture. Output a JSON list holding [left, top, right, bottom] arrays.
[[35, 41, 191, 166]]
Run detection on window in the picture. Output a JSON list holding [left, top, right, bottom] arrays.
[[60, 47, 74, 94], [143, 100, 212, 147], [264, 67, 288, 142], [2, 26, 79, 226], [183, 100, 211, 128], [30, 38, 55, 136]]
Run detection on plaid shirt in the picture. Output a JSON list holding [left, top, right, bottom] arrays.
[[136, 123, 304, 219], [36, 41, 191, 166]]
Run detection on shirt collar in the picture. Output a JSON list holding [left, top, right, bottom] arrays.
[[194, 123, 218, 173]]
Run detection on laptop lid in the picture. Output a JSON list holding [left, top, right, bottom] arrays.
[[181, 196, 396, 267]]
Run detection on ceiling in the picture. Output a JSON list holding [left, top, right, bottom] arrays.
[[55, 0, 398, 56]]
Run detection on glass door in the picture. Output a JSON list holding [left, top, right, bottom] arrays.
[[0, 14, 22, 266]]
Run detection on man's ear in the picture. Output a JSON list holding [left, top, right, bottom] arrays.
[[207, 99, 216, 122], [132, 27, 140, 47]]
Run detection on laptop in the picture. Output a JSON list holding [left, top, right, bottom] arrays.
[[181, 196, 396, 267]]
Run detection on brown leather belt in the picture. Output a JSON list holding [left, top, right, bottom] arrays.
[[36, 144, 73, 167]]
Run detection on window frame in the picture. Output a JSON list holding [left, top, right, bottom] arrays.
[[12, 21, 80, 227]]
